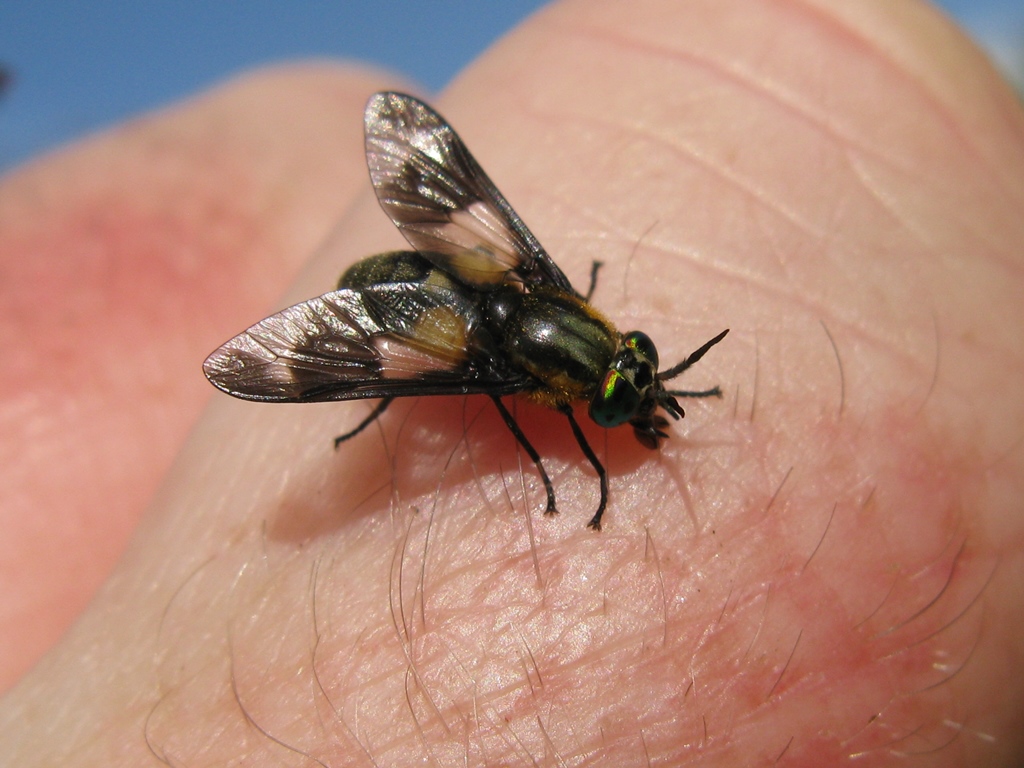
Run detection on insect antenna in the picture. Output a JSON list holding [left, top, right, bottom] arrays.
[[583, 260, 604, 302], [658, 329, 730, 382], [664, 386, 724, 399]]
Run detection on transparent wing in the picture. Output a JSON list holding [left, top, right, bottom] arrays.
[[203, 282, 527, 403], [364, 91, 576, 294]]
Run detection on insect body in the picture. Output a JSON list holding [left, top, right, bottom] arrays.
[[203, 92, 727, 529]]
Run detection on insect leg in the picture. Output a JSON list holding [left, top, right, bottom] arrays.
[[490, 396, 558, 515], [584, 260, 604, 302], [559, 405, 608, 531], [334, 397, 394, 448], [658, 329, 729, 381]]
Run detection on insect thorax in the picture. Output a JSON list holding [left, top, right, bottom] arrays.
[[484, 286, 619, 408]]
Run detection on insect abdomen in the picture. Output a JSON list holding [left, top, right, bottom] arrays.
[[339, 250, 450, 290]]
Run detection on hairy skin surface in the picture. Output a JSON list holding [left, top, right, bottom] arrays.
[[2, 0, 1023, 765]]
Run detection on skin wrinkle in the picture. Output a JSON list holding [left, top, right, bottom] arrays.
[[585, 0, 1021, 210], [571, 9, 1024, 292], [542, 108, 836, 249], [842, 141, 1018, 277], [568, 16, 919, 182], [792, 0, 1024, 209]]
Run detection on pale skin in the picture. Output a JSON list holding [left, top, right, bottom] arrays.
[[1, 0, 1023, 765]]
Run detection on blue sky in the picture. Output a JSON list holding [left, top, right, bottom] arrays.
[[1, 1, 1021, 173]]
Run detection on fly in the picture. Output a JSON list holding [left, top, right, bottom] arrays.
[[203, 92, 728, 530]]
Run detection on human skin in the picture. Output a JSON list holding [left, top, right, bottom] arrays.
[[2, 0, 1023, 765]]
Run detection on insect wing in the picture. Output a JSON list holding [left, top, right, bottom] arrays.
[[203, 282, 525, 403], [365, 92, 575, 294]]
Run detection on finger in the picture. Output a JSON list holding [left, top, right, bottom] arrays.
[[0, 64, 406, 689]]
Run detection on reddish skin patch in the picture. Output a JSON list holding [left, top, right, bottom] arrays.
[[134, 397, 999, 766], [0, 67, 383, 690]]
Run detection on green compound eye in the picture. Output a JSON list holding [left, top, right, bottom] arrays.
[[623, 331, 658, 369], [589, 370, 641, 427]]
